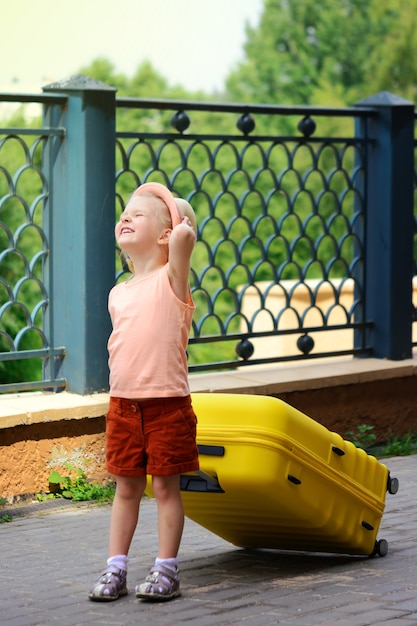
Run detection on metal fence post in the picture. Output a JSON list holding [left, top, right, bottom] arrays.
[[42, 75, 116, 393], [355, 91, 415, 360]]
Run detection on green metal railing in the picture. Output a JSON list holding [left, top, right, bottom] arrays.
[[0, 77, 416, 394], [0, 98, 67, 392]]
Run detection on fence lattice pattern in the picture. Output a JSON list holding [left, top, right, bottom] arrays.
[[115, 116, 368, 369]]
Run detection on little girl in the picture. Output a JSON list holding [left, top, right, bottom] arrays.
[[89, 183, 199, 602]]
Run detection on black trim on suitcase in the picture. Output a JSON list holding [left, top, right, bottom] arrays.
[[287, 474, 302, 485], [197, 444, 225, 457]]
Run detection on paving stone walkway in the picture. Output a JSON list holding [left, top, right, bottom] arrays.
[[1, 455, 416, 625]]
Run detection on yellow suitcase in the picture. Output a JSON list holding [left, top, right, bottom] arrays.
[[147, 393, 399, 557]]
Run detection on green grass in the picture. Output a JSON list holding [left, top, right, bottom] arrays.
[[36, 463, 115, 504], [0, 497, 12, 523], [378, 431, 417, 457], [345, 424, 377, 450], [345, 424, 417, 457]]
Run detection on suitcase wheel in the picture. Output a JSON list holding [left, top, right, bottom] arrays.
[[387, 475, 399, 495], [370, 538, 389, 558]]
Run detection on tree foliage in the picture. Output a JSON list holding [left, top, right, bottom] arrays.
[[226, 0, 417, 106]]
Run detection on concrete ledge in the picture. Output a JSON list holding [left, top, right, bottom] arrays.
[[189, 355, 417, 395], [0, 391, 110, 429], [1, 355, 416, 429]]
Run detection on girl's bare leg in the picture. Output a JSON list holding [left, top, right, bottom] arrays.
[[109, 475, 146, 556], [152, 475, 184, 558]]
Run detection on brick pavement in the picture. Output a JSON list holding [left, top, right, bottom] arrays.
[[1, 455, 416, 626]]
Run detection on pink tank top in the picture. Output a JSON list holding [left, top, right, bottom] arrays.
[[107, 264, 195, 398]]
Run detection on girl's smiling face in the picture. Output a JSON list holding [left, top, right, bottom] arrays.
[[115, 194, 171, 251]]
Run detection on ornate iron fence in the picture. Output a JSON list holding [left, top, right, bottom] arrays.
[[115, 100, 373, 371], [0, 79, 416, 393], [0, 94, 67, 391]]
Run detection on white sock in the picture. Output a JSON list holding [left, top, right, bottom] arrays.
[[155, 557, 179, 572], [107, 554, 129, 572]]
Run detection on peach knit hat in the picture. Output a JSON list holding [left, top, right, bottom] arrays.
[[132, 182, 182, 228]]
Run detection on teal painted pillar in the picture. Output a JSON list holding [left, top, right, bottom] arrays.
[[42, 75, 116, 393], [355, 91, 414, 360]]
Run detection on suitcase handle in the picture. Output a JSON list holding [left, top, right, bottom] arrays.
[[180, 471, 224, 493]]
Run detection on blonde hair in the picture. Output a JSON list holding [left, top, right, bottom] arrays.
[[175, 198, 197, 236], [119, 249, 134, 274]]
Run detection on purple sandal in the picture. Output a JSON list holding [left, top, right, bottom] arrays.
[[135, 564, 181, 601], [88, 565, 128, 601]]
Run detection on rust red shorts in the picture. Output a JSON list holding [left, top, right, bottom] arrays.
[[106, 395, 199, 478]]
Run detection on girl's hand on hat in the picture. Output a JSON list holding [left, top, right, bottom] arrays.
[[180, 216, 193, 230]]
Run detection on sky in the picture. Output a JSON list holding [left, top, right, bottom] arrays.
[[1, 0, 264, 94]]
